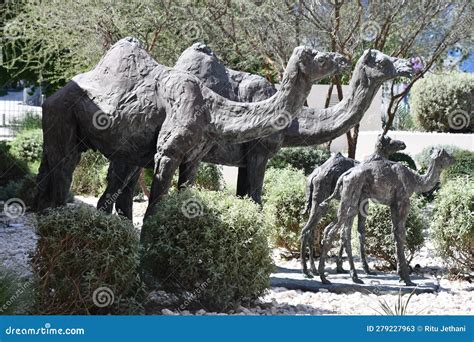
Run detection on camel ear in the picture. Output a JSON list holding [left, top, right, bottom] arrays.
[[430, 148, 441, 159]]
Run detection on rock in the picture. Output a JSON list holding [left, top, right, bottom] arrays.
[[161, 309, 176, 315]]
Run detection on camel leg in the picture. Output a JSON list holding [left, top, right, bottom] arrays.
[[97, 161, 135, 216], [318, 220, 341, 284], [390, 200, 415, 286], [236, 166, 248, 198], [246, 149, 270, 204], [358, 211, 376, 275], [342, 215, 363, 284], [336, 236, 348, 273], [115, 166, 141, 219], [177, 160, 200, 190], [300, 202, 329, 276]]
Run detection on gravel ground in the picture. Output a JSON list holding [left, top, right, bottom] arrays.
[[1, 196, 472, 315]]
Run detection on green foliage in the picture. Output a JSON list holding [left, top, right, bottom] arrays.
[[9, 129, 43, 163], [439, 149, 474, 185], [389, 152, 417, 170], [262, 166, 337, 255], [141, 189, 273, 310], [364, 199, 425, 270], [0, 174, 36, 208], [267, 147, 331, 175], [372, 288, 419, 316], [32, 205, 142, 314], [0, 267, 34, 315], [431, 178, 473, 275], [0, 141, 30, 187], [11, 112, 42, 133], [411, 73, 473, 133], [71, 150, 109, 196]]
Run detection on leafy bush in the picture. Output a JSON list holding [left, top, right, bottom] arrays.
[[9, 129, 43, 163], [431, 178, 473, 275], [31, 205, 142, 314], [439, 149, 473, 185], [11, 112, 42, 133], [0, 174, 37, 208], [410, 73, 473, 133], [71, 150, 109, 196], [0, 142, 30, 187], [364, 199, 425, 270], [267, 147, 331, 175], [141, 189, 273, 310], [415, 145, 462, 172], [389, 152, 417, 170], [0, 267, 34, 314]]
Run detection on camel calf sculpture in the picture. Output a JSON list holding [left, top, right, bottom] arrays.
[[300, 135, 407, 277], [317, 148, 454, 285], [35, 37, 349, 219], [102, 45, 411, 219]]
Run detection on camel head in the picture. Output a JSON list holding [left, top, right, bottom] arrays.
[[430, 148, 455, 170], [287, 46, 351, 83], [357, 49, 412, 83], [375, 134, 406, 156]]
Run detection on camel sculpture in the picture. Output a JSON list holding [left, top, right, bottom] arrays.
[[300, 135, 407, 277], [35, 37, 350, 219], [102, 45, 412, 219], [317, 148, 454, 285]]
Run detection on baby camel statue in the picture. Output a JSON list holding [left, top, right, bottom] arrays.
[[318, 147, 454, 286], [300, 135, 406, 277]]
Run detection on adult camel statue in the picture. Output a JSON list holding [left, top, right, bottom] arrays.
[[35, 37, 349, 219], [102, 45, 412, 219]]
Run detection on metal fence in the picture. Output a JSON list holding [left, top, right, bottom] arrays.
[[0, 89, 42, 138]]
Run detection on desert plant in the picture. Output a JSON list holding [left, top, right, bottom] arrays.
[[267, 147, 331, 175], [389, 152, 417, 170], [71, 150, 109, 196], [364, 199, 425, 270], [140, 189, 273, 310], [372, 288, 420, 315], [31, 205, 142, 314], [0, 142, 30, 187], [431, 177, 473, 275], [9, 128, 43, 163], [411, 73, 473, 133]]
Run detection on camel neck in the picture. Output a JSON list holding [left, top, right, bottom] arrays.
[[414, 160, 443, 193]]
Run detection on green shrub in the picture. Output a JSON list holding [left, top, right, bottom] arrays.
[[439, 149, 473, 185], [364, 199, 425, 270], [141, 189, 273, 310], [410, 73, 473, 133], [431, 178, 473, 275], [9, 129, 43, 163], [0, 142, 30, 187], [389, 152, 417, 170], [11, 112, 42, 133], [0, 267, 34, 314], [267, 147, 331, 175], [0, 174, 37, 208], [71, 150, 109, 196], [31, 205, 142, 314]]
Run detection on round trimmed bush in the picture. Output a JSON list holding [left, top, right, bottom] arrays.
[[9, 128, 43, 163], [364, 199, 425, 270], [71, 150, 109, 196], [267, 147, 331, 175], [431, 177, 473, 275], [32, 205, 142, 314], [262, 166, 337, 255], [411, 73, 473, 133], [0, 142, 30, 187], [140, 189, 273, 310]]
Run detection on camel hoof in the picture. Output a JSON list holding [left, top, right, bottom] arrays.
[[303, 272, 314, 279], [352, 278, 364, 284], [320, 277, 331, 285], [405, 281, 416, 287]]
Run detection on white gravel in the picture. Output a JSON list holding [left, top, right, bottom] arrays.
[[1, 196, 472, 315]]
